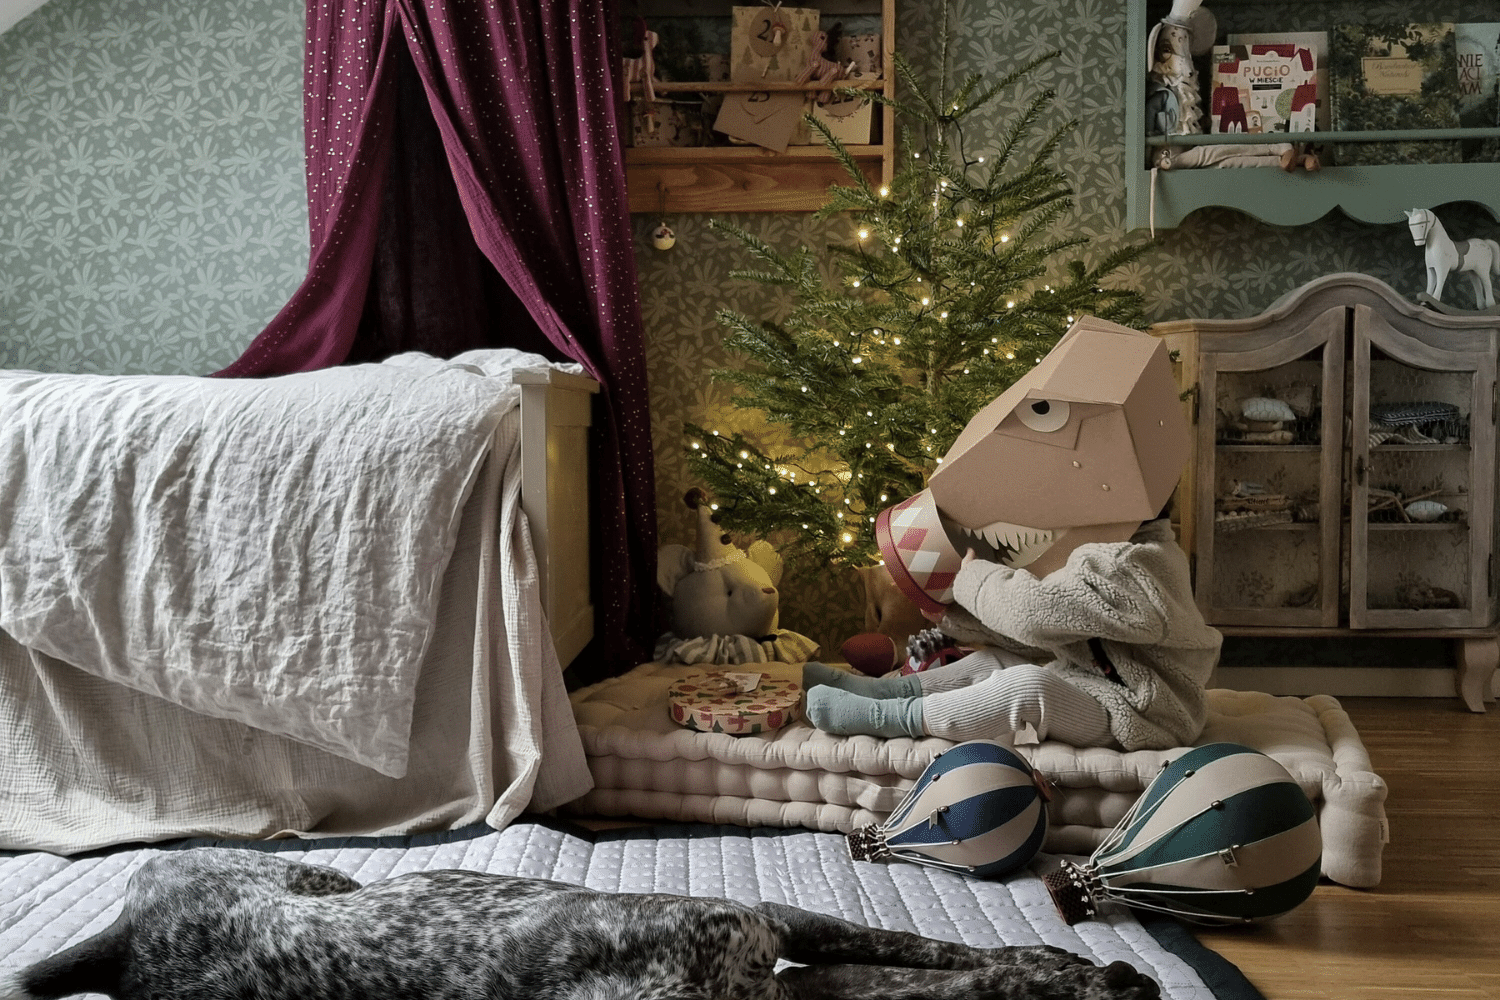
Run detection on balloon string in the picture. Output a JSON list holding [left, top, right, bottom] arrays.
[[887, 849, 972, 874], [1091, 799, 1220, 869], [1091, 894, 1249, 925], [1102, 882, 1251, 897], [1090, 785, 1178, 861]]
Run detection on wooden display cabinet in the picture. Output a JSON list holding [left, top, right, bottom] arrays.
[[623, 0, 895, 213], [1153, 273, 1499, 711]]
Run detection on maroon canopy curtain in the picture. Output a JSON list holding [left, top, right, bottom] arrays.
[[218, 0, 658, 679]]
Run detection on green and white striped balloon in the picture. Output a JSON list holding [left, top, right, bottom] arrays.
[[1044, 742, 1321, 925]]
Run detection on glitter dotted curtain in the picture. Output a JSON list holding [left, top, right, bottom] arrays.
[[218, 0, 658, 678]]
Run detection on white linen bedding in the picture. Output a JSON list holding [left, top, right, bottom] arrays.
[[1, 351, 530, 776], [0, 350, 594, 854]]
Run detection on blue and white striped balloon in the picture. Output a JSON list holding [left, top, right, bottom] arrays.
[[1044, 742, 1322, 925], [847, 740, 1047, 879]]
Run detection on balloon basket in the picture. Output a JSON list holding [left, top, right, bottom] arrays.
[[1043, 860, 1102, 925], [846, 824, 891, 863]]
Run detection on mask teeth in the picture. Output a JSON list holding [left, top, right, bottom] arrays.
[[956, 523, 1055, 568]]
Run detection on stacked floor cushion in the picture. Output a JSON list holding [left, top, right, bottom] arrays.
[[567, 661, 1389, 888]]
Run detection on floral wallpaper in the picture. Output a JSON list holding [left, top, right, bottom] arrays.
[[3, 0, 1496, 654], [0, 0, 306, 375]]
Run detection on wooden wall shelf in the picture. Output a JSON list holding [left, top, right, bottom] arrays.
[[1125, 0, 1500, 231], [625, 0, 895, 214]]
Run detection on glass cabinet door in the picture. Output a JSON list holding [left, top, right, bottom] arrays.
[[1195, 307, 1345, 627], [1349, 305, 1497, 629]]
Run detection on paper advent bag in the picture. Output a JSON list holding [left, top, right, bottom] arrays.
[[730, 6, 821, 82], [810, 87, 874, 144], [714, 90, 808, 153]]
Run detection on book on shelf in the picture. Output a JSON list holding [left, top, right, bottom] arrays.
[[1329, 22, 1461, 166], [1225, 32, 1329, 132], [1210, 38, 1321, 134], [1457, 23, 1500, 161]]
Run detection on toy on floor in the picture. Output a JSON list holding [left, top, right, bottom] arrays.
[[804, 317, 1221, 753], [1406, 207, 1500, 311], [1043, 743, 1321, 925], [656, 488, 817, 665], [847, 740, 1049, 879]]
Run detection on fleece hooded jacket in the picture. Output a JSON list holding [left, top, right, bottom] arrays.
[[938, 518, 1222, 751]]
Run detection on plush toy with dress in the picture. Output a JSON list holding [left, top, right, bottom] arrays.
[[656, 489, 818, 665]]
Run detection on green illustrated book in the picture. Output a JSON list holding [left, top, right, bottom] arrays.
[[1457, 23, 1500, 162], [1329, 22, 1461, 166]]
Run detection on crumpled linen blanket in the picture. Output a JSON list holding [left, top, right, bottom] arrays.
[[0, 349, 555, 778]]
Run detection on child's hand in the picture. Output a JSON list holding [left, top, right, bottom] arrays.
[[962, 547, 978, 567]]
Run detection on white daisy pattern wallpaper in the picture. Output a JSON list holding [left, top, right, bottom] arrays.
[[3, 0, 1498, 648]]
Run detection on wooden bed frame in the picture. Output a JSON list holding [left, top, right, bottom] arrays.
[[513, 367, 599, 668]]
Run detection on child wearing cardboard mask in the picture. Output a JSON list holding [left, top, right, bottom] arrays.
[[802, 319, 1222, 752]]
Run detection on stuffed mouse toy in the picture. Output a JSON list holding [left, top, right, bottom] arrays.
[[655, 489, 817, 665]]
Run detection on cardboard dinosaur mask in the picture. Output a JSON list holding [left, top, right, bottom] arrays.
[[875, 316, 1191, 615]]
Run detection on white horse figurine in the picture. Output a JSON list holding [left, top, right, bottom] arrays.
[[1405, 207, 1500, 310]]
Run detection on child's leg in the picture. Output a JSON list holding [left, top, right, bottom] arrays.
[[803, 651, 1023, 738], [919, 664, 1113, 746], [913, 650, 1022, 693], [803, 661, 922, 698]]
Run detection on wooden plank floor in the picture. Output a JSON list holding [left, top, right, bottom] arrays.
[[1192, 697, 1500, 1000]]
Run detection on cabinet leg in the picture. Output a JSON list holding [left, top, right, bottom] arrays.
[[1455, 636, 1499, 713]]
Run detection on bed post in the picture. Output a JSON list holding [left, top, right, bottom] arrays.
[[511, 368, 600, 668]]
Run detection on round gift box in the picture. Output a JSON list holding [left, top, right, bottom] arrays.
[[667, 674, 802, 735]]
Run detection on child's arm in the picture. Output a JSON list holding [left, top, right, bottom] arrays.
[[950, 543, 1172, 650]]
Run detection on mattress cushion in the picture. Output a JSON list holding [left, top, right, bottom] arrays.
[[568, 661, 1389, 887]]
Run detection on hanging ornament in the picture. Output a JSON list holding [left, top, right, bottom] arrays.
[[1043, 743, 1321, 926], [847, 740, 1049, 879], [651, 223, 677, 251]]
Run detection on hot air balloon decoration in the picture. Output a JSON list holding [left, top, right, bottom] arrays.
[[847, 740, 1049, 879], [1043, 743, 1321, 925]]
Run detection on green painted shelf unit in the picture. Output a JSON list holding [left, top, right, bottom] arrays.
[[1124, 0, 1500, 231]]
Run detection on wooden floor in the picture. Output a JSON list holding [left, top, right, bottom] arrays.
[[1192, 696, 1500, 1000]]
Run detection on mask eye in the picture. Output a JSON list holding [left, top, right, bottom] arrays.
[[1016, 398, 1070, 432]]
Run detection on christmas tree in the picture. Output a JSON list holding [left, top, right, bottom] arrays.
[[688, 24, 1149, 569]]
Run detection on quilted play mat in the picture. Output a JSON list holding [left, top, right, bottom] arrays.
[[0, 819, 1261, 1000], [569, 662, 1389, 888]]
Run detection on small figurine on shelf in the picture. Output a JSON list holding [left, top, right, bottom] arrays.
[[1406, 207, 1500, 313], [1146, 0, 1212, 136], [622, 19, 662, 133], [795, 25, 853, 103]]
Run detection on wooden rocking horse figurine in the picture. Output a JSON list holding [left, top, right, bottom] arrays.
[[1406, 207, 1500, 311]]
